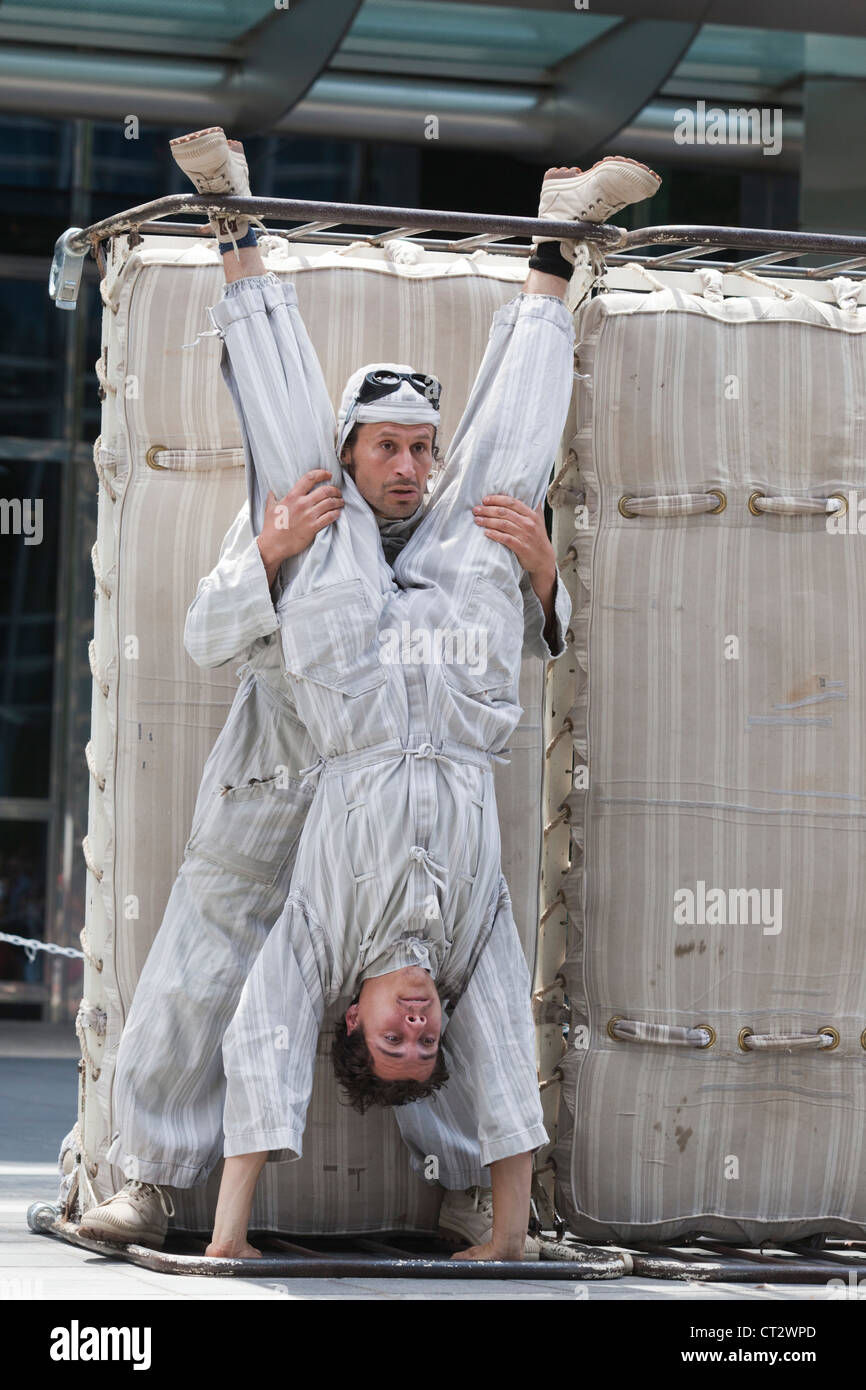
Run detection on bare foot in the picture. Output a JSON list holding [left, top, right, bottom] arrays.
[[204, 1239, 262, 1259]]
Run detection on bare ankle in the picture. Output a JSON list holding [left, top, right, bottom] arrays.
[[521, 267, 569, 300]]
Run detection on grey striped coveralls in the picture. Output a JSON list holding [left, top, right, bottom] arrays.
[[211, 274, 576, 1174], [106, 273, 574, 1190]]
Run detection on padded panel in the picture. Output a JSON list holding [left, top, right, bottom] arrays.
[[86, 237, 551, 1232], [554, 285, 866, 1242]]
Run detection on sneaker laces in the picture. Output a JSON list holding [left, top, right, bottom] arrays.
[[208, 208, 270, 262], [468, 1185, 494, 1222], [120, 1179, 175, 1219]]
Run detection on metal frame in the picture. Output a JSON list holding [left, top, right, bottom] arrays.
[[50, 194, 866, 315], [28, 1207, 866, 1284], [42, 193, 866, 1282]]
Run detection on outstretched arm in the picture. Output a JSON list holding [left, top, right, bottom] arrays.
[[451, 1151, 533, 1262], [475, 496, 572, 658]]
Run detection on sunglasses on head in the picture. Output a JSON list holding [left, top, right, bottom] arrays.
[[355, 369, 442, 411]]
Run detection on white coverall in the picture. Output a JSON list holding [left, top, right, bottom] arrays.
[[106, 414, 571, 1189], [207, 274, 576, 1178]]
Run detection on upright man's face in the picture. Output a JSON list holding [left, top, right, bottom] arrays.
[[340, 422, 435, 520], [344, 965, 442, 1081]]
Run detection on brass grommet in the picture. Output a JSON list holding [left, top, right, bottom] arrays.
[[747, 491, 764, 516], [696, 1024, 716, 1049], [818, 1026, 840, 1052], [738, 1026, 754, 1052], [860, 1028, 866, 1051], [607, 1016, 623, 1041], [146, 444, 168, 470], [618, 495, 639, 519], [828, 492, 848, 518], [706, 489, 726, 515]]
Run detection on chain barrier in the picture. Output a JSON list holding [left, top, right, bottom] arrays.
[[0, 931, 84, 963]]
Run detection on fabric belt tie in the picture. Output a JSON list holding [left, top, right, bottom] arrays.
[[298, 739, 511, 792]]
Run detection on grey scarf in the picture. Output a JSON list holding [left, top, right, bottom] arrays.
[[375, 498, 427, 567]]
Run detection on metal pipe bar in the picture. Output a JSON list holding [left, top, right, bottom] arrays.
[[129, 219, 534, 259], [65, 194, 624, 256], [640, 245, 710, 267], [74, 198, 866, 261], [41, 1220, 609, 1277], [725, 250, 804, 272], [621, 224, 866, 256], [367, 226, 434, 244], [448, 233, 502, 251], [282, 220, 342, 240], [803, 254, 866, 277], [612, 253, 866, 281], [701, 1242, 804, 1265], [110, 221, 866, 282], [629, 1251, 860, 1283]]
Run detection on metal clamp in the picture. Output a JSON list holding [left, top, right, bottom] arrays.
[[49, 227, 88, 311]]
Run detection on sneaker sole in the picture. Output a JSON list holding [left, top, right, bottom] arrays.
[[543, 155, 661, 188], [169, 127, 226, 148], [78, 1222, 166, 1249]]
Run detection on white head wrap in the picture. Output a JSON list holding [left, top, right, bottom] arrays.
[[336, 361, 440, 455]]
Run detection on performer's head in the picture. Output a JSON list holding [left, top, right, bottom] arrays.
[[336, 364, 442, 521], [331, 965, 449, 1111]]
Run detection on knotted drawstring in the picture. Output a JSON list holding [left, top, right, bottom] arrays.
[[411, 740, 512, 768], [408, 843, 449, 892], [298, 756, 327, 792], [181, 327, 221, 351]]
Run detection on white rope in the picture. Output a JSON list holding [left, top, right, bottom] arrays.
[[75, 1000, 104, 1080], [743, 1031, 836, 1051], [81, 835, 104, 883], [93, 354, 116, 395], [78, 922, 103, 973], [611, 1019, 713, 1047], [71, 1121, 101, 1216], [736, 266, 796, 300], [84, 740, 106, 792], [620, 492, 722, 518], [90, 541, 112, 599], [92, 436, 118, 502], [750, 494, 845, 516], [87, 640, 109, 697]]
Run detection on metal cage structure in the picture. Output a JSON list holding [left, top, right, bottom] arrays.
[[38, 195, 866, 1283]]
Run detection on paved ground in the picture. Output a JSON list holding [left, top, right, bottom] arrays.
[[0, 1022, 846, 1302]]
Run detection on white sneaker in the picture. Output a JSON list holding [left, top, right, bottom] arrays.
[[79, 1179, 175, 1249], [170, 127, 255, 247], [438, 1186, 543, 1259], [533, 156, 662, 263]]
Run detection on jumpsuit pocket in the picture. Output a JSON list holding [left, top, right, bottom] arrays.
[[278, 578, 387, 698], [457, 794, 486, 883], [186, 774, 313, 885], [344, 798, 378, 883], [441, 573, 523, 697]]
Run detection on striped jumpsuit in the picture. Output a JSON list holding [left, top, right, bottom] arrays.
[[208, 273, 577, 1175], [105, 501, 569, 1190]]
